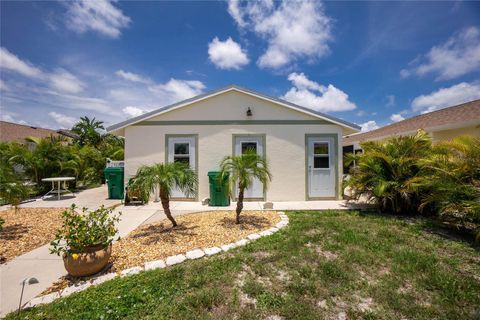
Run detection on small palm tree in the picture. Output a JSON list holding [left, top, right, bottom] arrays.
[[345, 130, 432, 214], [219, 150, 272, 224], [131, 162, 197, 227]]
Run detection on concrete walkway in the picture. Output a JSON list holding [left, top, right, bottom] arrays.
[[1, 186, 134, 317]]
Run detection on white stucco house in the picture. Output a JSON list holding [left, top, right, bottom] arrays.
[[107, 85, 360, 201]]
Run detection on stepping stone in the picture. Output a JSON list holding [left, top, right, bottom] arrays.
[[235, 239, 249, 247], [24, 292, 60, 308], [145, 259, 166, 271], [220, 243, 236, 251], [263, 202, 274, 209], [60, 282, 92, 298], [120, 266, 143, 277], [247, 233, 261, 240], [165, 254, 186, 266], [259, 230, 273, 236], [204, 247, 222, 256], [91, 273, 117, 286], [186, 249, 205, 260]]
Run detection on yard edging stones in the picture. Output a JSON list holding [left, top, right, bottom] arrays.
[[23, 211, 289, 309]]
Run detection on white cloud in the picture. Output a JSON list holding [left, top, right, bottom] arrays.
[[49, 69, 85, 94], [0, 47, 43, 79], [115, 70, 151, 84], [227, 0, 332, 69], [356, 110, 366, 117], [411, 82, 480, 113], [49, 111, 77, 128], [122, 106, 145, 118], [390, 113, 405, 122], [386, 95, 395, 108], [281, 72, 356, 112], [65, 0, 131, 38], [401, 27, 480, 80], [208, 37, 249, 70], [0, 47, 87, 95], [360, 120, 379, 132], [148, 78, 205, 102]]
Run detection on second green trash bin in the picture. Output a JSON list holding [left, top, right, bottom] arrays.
[[104, 167, 124, 199], [208, 171, 230, 206]]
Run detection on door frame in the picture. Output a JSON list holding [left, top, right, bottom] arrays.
[[232, 134, 266, 201], [165, 134, 199, 201], [305, 133, 339, 200]]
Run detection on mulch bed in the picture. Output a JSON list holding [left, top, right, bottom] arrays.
[[42, 210, 279, 295], [0, 208, 65, 264]]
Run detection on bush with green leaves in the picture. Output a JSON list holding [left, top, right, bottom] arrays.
[[0, 161, 30, 208], [0, 116, 124, 195], [50, 205, 121, 256], [345, 130, 432, 214]]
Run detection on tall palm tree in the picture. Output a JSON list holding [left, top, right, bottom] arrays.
[[131, 162, 197, 227], [219, 150, 272, 224], [72, 116, 105, 147]]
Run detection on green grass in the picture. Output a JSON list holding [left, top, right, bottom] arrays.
[[8, 211, 480, 320]]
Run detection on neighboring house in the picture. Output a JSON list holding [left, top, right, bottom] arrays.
[[0, 120, 76, 145], [342, 99, 480, 174], [108, 85, 360, 201]]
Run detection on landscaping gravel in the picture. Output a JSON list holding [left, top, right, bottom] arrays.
[[0, 208, 65, 263], [111, 210, 279, 271]]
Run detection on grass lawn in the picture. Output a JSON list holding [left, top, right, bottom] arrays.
[[8, 210, 480, 320]]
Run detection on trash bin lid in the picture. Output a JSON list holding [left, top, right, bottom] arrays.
[[104, 167, 124, 173]]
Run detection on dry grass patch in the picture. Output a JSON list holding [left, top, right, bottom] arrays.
[[111, 210, 279, 271], [0, 208, 65, 263]]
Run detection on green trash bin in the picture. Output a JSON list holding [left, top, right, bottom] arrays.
[[208, 171, 230, 206], [104, 167, 124, 199]]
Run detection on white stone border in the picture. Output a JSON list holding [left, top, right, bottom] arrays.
[[24, 211, 289, 309]]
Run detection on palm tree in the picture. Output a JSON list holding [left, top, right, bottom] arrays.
[[412, 135, 480, 239], [345, 130, 432, 214], [219, 150, 272, 224], [72, 116, 105, 147], [131, 162, 197, 227]]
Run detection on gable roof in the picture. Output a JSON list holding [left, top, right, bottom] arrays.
[[107, 85, 361, 133], [344, 99, 480, 145], [0, 121, 63, 143]]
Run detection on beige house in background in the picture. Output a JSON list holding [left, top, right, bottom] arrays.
[[108, 85, 360, 201], [343, 99, 480, 153]]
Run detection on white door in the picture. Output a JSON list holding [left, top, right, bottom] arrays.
[[307, 137, 336, 198], [234, 136, 264, 199], [167, 136, 196, 198]]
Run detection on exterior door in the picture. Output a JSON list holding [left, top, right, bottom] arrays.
[[234, 136, 264, 199], [307, 137, 336, 198], [167, 136, 196, 198]]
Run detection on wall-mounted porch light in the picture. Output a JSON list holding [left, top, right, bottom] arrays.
[[246, 107, 253, 117]]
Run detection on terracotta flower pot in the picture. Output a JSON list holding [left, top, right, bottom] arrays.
[[63, 244, 112, 277]]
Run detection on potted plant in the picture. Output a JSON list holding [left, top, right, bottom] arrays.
[[50, 205, 121, 277]]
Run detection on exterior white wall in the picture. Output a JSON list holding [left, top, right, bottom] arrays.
[[125, 124, 343, 201], [149, 90, 319, 122]]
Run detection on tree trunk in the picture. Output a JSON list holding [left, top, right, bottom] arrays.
[[159, 187, 177, 227], [236, 184, 244, 224]]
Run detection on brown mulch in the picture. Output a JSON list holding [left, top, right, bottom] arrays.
[[111, 210, 279, 271], [42, 210, 279, 295], [0, 208, 65, 264]]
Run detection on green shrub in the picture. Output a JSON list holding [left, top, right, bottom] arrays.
[[50, 205, 121, 256], [345, 130, 431, 214], [0, 217, 4, 232]]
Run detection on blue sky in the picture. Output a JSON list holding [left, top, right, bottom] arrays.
[[1, 1, 479, 131]]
